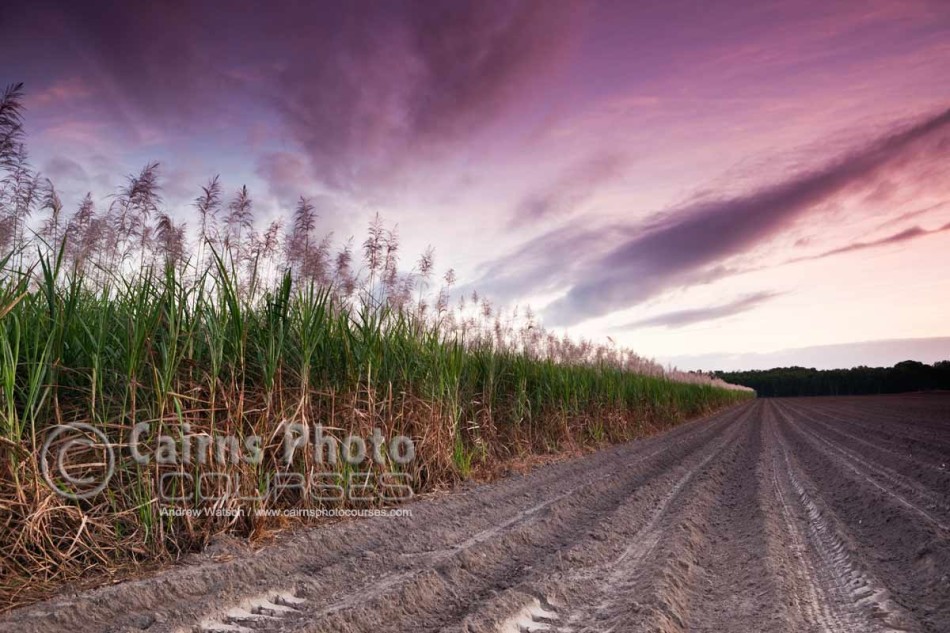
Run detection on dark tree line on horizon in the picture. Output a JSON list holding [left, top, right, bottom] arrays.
[[715, 360, 950, 397]]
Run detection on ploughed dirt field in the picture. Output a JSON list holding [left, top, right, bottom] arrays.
[[3, 395, 949, 633]]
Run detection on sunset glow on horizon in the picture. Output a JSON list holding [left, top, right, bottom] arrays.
[[4, 0, 949, 370]]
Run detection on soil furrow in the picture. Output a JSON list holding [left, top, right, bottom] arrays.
[[772, 399, 949, 632], [775, 403, 950, 533], [769, 401, 918, 632], [797, 399, 950, 454], [687, 404, 791, 632], [266, 404, 754, 632], [781, 399, 950, 471]]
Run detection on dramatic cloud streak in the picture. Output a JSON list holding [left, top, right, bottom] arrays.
[[619, 291, 781, 330], [787, 221, 950, 263], [465, 222, 617, 301], [273, 2, 585, 190], [874, 200, 949, 230], [511, 153, 626, 227], [3, 0, 584, 192], [542, 107, 950, 325]]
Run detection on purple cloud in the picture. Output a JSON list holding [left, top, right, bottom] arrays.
[[268, 2, 585, 190], [618, 291, 781, 330], [4, 1, 585, 193], [541, 107, 950, 325], [511, 153, 627, 226], [787, 221, 950, 263]]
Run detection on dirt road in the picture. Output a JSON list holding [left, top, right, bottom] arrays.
[[4, 395, 949, 632]]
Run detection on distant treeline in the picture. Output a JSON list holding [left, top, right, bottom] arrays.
[[715, 360, 950, 397]]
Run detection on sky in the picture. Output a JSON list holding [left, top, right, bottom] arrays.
[[3, 0, 949, 370]]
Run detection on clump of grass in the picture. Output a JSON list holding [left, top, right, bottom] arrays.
[[0, 83, 752, 609]]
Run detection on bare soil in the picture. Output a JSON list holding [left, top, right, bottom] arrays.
[[2, 395, 948, 632]]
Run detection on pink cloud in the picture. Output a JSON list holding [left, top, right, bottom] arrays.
[[255, 151, 315, 203], [25, 77, 93, 109], [40, 120, 111, 149]]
